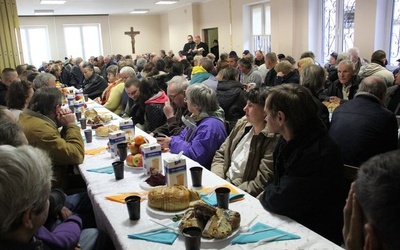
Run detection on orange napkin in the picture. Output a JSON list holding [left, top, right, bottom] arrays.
[[105, 192, 148, 203], [85, 147, 106, 155], [199, 183, 245, 203]]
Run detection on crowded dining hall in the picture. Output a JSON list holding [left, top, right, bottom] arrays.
[[1, 0, 400, 249]]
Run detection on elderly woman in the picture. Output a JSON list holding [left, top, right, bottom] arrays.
[[212, 88, 279, 197], [274, 60, 299, 85], [157, 84, 227, 169], [300, 64, 330, 128], [6, 80, 34, 121], [259, 84, 345, 245], [94, 65, 130, 115]]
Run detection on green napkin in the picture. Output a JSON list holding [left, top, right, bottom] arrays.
[[87, 165, 114, 174], [128, 229, 178, 245], [231, 222, 300, 244]]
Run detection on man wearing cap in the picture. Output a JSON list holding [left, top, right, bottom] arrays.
[[358, 50, 394, 86], [191, 35, 208, 57]]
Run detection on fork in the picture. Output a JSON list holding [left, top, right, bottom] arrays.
[[248, 234, 287, 248], [149, 219, 180, 234]]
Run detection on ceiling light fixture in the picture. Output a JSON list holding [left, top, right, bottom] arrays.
[[155, 0, 178, 5], [130, 9, 149, 14], [40, 0, 66, 4], [34, 10, 54, 15]]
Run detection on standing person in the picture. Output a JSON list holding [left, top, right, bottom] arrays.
[[82, 62, 108, 99], [210, 39, 219, 63], [191, 35, 209, 57], [156, 84, 227, 169], [259, 84, 345, 245], [182, 35, 196, 59], [212, 87, 278, 197]]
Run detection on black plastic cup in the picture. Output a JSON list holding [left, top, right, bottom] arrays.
[[69, 105, 75, 113], [190, 166, 203, 187], [215, 187, 230, 209], [75, 111, 82, 120], [112, 161, 124, 180], [80, 118, 87, 129], [84, 129, 92, 143], [125, 195, 141, 220], [84, 94, 89, 102], [117, 142, 128, 162], [182, 227, 202, 250]]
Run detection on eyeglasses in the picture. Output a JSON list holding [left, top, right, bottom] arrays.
[[168, 92, 183, 101]]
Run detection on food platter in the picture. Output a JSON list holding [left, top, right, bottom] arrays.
[[146, 201, 188, 216]]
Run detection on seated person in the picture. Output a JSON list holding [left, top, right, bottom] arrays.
[[152, 76, 191, 136], [33, 73, 57, 90], [82, 62, 108, 99], [6, 80, 34, 121], [216, 67, 246, 130], [94, 65, 131, 115], [274, 60, 300, 85], [343, 150, 400, 250], [329, 76, 398, 167], [137, 77, 168, 132], [18, 88, 84, 191], [212, 88, 279, 197], [259, 84, 345, 245], [190, 56, 213, 84], [157, 84, 227, 169]]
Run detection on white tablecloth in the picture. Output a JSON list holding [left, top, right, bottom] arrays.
[[78, 104, 344, 250]]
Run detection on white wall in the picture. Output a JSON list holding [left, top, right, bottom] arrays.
[[18, 0, 389, 64]]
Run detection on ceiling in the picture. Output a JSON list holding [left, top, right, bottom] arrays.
[[16, 0, 209, 16]]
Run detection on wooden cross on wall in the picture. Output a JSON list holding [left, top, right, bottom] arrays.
[[124, 27, 140, 54]]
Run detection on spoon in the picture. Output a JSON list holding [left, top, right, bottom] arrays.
[[239, 214, 259, 232]]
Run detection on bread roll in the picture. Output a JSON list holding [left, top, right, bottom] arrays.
[[148, 186, 200, 211], [84, 109, 98, 119]]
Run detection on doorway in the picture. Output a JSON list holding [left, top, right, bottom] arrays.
[[203, 27, 219, 61]]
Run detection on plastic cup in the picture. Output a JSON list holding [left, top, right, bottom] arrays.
[[190, 166, 203, 187], [112, 161, 124, 180], [215, 187, 230, 209], [80, 118, 87, 129], [84, 129, 92, 143], [69, 105, 75, 113], [75, 111, 82, 120], [182, 227, 202, 250], [84, 94, 89, 102], [117, 142, 128, 162], [125, 195, 141, 220]]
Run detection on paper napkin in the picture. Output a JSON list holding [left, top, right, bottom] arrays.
[[128, 219, 179, 245], [105, 192, 147, 203], [199, 184, 245, 206], [85, 147, 106, 155], [86, 165, 114, 174], [231, 222, 300, 244]]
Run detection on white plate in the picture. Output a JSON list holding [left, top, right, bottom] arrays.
[[201, 228, 240, 243], [125, 165, 143, 170], [146, 202, 188, 216], [139, 181, 165, 191]]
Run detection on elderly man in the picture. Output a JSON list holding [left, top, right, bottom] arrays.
[[82, 62, 108, 99], [0, 68, 19, 106], [19, 88, 84, 191], [329, 76, 398, 167], [152, 76, 190, 136], [33, 72, 57, 90], [348, 47, 366, 74], [343, 150, 400, 250], [320, 60, 360, 103], [238, 57, 263, 87], [69, 57, 84, 89]]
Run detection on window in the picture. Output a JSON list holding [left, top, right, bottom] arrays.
[[389, 0, 400, 65], [63, 24, 103, 60], [20, 26, 51, 68], [322, 0, 355, 59], [251, 3, 271, 54]]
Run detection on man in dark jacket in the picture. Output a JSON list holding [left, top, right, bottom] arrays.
[[70, 57, 84, 89], [0, 68, 18, 106], [329, 76, 398, 167], [259, 84, 345, 245], [82, 62, 108, 99]]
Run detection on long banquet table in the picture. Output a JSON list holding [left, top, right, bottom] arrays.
[[78, 104, 344, 250]]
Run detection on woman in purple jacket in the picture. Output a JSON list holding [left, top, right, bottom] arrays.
[[157, 84, 227, 169]]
